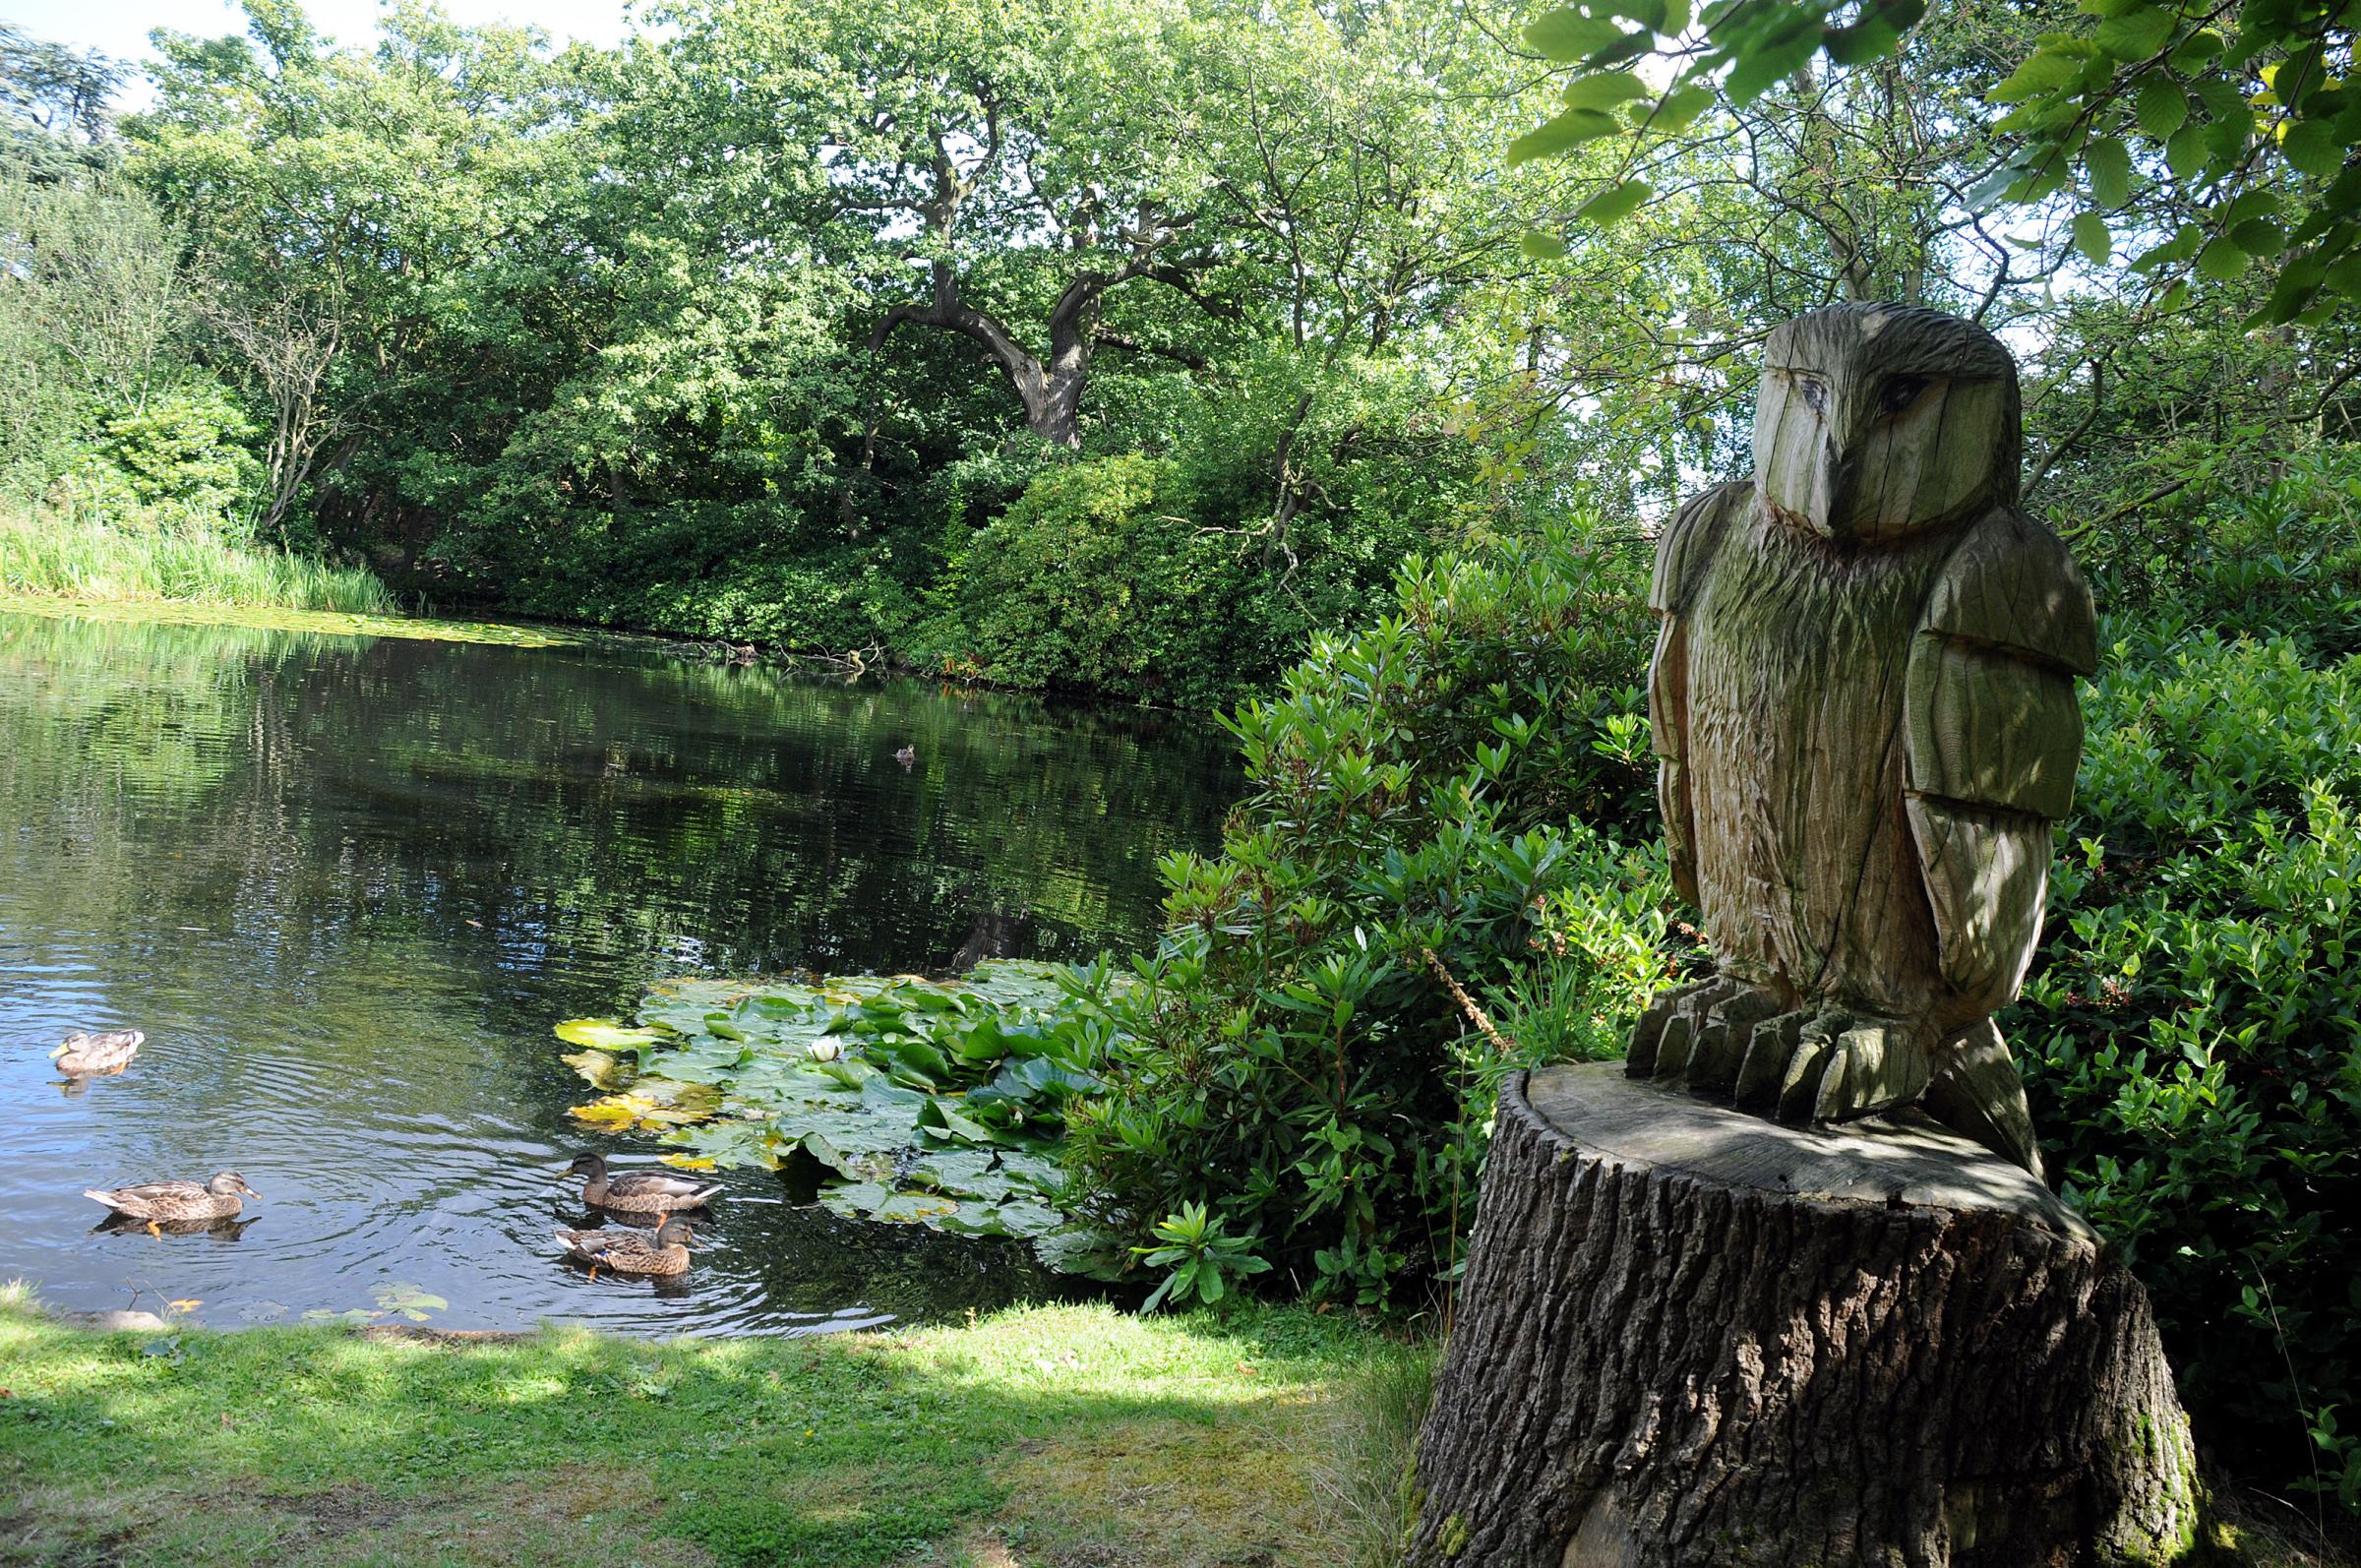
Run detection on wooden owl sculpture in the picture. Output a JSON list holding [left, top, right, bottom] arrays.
[[1630, 303, 2095, 1175]]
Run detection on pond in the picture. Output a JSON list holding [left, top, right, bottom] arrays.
[[0, 609, 1236, 1335]]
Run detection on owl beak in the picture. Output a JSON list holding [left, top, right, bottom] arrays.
[[1796, 435, 1863, 542], [1820, 452, 1866, 541]]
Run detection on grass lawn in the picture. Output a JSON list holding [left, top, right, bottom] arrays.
[[0, 1287, 1424, 1568]]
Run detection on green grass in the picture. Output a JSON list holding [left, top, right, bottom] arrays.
[[0, 508, 398, 615], [0, 1285, 1423, 1568]]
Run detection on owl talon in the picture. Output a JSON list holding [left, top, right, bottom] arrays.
[[1733, 1008, 1810, 1111], [1770, 1012, 1931, 1124], [1776, 1015, 1841, 1122], [1628, 977, 1735, 1077], [1683, 990, 1783, 1095], [1624, 973, 1756, 1086]]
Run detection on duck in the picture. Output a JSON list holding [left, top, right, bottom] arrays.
[[51, 1029, 144, 1075], [83, 1172, 260, 1236], [567, 1152, 721, 1214], [555, 1216, 696, 1279]]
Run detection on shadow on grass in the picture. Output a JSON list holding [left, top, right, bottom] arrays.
[[0, 1292, 1406, 1568]]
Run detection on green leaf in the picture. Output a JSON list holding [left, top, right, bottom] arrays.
[[2072, 211, 2114, 265], [2086, 136, 2133, 208], [1724, 18, 1821, 104], [1506, 107, 1620, 166], [2323, 248, 2361, 297], [2195, 235, 2249, 279], [2134, 76, 2190, 139], [1822, 16, 1902, 67], [2166, 29, 2222, 70], [2165, 124, 2208, 181], [1646, 84, 1717, 133], [1521, 230, 1568, 260], [1522, 9, 1621, 60], [2094, 7, 2174, 61], [2249, 252, 2329, 324], [1989, 46, 2087, 104], [2282, 119, 2344, 179], [1560, 70, 1649, 110], [1576, 179, 1652, 226]]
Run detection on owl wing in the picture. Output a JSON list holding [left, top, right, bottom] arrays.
[[1648, 481, 1749, 908], [1904, 508, 2098, 1017]]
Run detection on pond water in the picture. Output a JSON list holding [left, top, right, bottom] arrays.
[[0, 610, 1235, 1335]]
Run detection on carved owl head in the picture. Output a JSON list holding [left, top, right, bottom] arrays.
[[1754, 304, 2022, 546]]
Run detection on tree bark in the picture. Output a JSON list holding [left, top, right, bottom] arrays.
[[1409, 1063, 2210, 1568]]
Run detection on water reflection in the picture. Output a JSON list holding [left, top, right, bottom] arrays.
[[0, 610, 1232, 1334]]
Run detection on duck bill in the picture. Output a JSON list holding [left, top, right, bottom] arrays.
[[48, 1044, 70, 1058]]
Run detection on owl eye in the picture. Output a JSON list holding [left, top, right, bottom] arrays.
[[1878, 375, 1932, 416], [1790, 374, 1828, 415]]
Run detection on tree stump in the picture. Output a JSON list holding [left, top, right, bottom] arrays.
[[1408, 1063, 2207, 1568]]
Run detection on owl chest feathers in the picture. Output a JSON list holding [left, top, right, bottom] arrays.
[[1678, 495, 1962, 1008], [1652, 477, 2096, 1031]]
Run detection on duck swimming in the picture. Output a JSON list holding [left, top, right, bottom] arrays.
[[51, 1029, 144, 1075], [567, 1152, 721, 1214], [83, 1171, 260, 1236], [555, 1216, 696, 1279]]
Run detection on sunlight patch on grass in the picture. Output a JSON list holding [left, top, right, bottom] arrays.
[[984, 1412, 1317, 1567], [0, 1293, 1394, 1568]]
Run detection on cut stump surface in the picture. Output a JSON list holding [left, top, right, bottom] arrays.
[[1409, 1062, 2206, 1568]]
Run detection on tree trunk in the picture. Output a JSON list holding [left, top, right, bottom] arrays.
[[1409, 1063, 2210, 1568]]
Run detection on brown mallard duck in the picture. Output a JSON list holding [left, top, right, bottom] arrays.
[[52, 1029, 144, 1075], [83, 1172, 259, 1236], [567, 1153, 720, 1214], [555, 1216, 696, 1279]]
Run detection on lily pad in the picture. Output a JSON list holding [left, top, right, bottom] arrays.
[[553, 958, 1120, 1262], [555, 1019, 668, 1051]]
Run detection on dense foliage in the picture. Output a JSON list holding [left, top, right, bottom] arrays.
[[1517, 0, 2361, 324], [1059, 522, 1679, 1306], [2018, 453, 2361, 1510]]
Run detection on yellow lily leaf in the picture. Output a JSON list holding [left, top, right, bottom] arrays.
[[167, 1298, 203, 1312], [659, 1154, 720, 1171], [569, 1098, 643, 1129]]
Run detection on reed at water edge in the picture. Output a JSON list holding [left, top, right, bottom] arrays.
[[0, 504, 397, 615]]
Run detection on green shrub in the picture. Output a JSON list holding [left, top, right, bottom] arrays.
[[2066, 443, 2361, 661], [1060, 520, 1669, 1308], [2015, 624, 2361, 1505], [89, 381, 263, 523], [952, 455, 1260, 706], [630, 551, 922, 653]]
